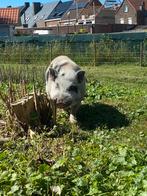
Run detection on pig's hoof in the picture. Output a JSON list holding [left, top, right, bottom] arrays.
[[69, 114, 77, 124]]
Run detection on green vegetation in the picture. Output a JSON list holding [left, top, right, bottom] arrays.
[[0, 64, 147, 195]]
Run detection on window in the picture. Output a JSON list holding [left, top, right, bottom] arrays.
[[41, 15, 45, 19], [124, 5, 128, 12], [26, 17, 30, 22], [120, 18, 124, 24], [81, 15, 85, 20], [86, 20, 92, 24], [78, 21, 84, 24], [139, 5, 143, 10], [128, 17, 132, 24], [34, 15, 38, 21]]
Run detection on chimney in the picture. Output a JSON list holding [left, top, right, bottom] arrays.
[[24, 2, 30, 9], [32, 2, 42, 15], [23, 23, 28, 28], [20, 2, 30, 16]]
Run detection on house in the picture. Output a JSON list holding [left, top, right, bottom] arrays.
[[77, 0, 102, 25], [60, 0, 102, 26], [0, 8, 20, 37], [41, 1, 73, 27], [21, 1, 60, 28], [115, 0, 147, 25], [21, 2, 42, 27]]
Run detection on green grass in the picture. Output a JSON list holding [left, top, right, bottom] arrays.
[[0, 64, 147, 195]]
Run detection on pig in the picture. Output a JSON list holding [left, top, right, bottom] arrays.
[[45, 55, 86, 123]]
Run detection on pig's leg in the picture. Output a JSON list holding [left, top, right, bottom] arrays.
[[69, 102, 81, 123]]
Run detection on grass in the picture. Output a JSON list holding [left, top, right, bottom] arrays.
[[0, 64, 147, 195]]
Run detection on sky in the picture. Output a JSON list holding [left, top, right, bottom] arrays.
[[0, 0, 104, 8]]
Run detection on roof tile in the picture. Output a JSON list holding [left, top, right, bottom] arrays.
[[0, 8, 20, 25]]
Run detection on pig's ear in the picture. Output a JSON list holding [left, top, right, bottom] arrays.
[[76, 70, 85, 83], [45, 68, 57, 81]]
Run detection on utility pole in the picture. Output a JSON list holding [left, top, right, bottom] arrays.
[[93, 2, 95, 16], [75, 0, 79, 23]]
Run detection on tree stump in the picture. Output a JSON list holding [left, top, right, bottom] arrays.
[[10, 93, 53, 130], [0, 82, 56, 132]]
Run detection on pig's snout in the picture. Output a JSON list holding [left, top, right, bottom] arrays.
[[53, 98, 72, 108]]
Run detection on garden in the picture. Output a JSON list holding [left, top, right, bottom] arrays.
[[0, 41, 147, 195]]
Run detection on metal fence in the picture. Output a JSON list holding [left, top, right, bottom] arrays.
[[0, 40, 146, 66], [0, 32, 147, 67], [0, 39, 147, 83]]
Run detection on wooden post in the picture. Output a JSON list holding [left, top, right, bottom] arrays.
[[50, 42, 52, 63], [140, 41, 144, 67], [19, 45, 22, 64], [94, 41, 96, 66]]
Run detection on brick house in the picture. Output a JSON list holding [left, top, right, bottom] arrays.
[[60, 0, 102, 26], [115, 0, 147, 25]]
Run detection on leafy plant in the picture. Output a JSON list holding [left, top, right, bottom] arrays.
[[0, 64, 147, 195]]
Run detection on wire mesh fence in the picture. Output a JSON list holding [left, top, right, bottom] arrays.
[[0, 39, 147, 82], [0, 40, 146, 65]]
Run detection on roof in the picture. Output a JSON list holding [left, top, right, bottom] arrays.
[[21, 5, 37, 27], [70, 0, 91, 12], [47, 1, 73, 20], [62, 0, 102, 21], [69, 1, 88, 11], [0, 8, 20, 25], [80, 0, 102, 16], [32, 1, 60, 25], [116, 0, 147, 13], [62, 0, 90, 20], [21, 1, 60, 28], [128, 0, 147, 10]]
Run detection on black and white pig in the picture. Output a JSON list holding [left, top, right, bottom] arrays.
[[45, 55, 86, 123]]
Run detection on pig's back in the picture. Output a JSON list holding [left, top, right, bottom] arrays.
[[50, 55, 80, 72]]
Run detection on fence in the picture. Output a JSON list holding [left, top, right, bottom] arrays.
[[0, 39, 146, 66], [0, 31, 147, 83], [0, 39, 147, 83]]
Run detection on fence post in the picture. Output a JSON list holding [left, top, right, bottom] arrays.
[[140, 41, 144, 67], [50, 42, 52, 63], [94, 41, 96, 66], [19, 45, 22, 64]]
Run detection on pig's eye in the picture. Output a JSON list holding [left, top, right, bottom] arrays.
[[68, 85, 78, 93]]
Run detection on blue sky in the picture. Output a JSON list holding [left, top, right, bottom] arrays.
[[0, 0, 104, 8]]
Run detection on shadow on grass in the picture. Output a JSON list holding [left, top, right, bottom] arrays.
[[77, 103, 130, 130]]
